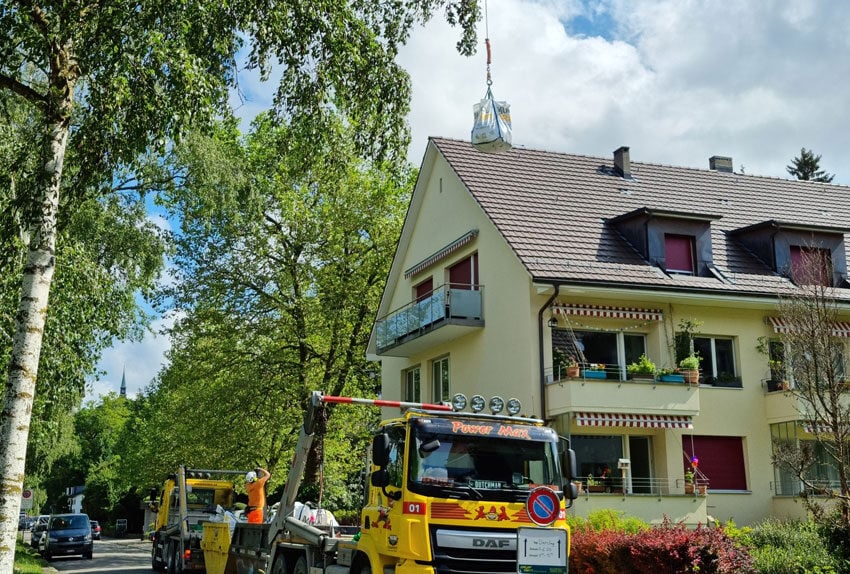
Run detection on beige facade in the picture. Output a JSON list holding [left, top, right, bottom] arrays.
[[367, 139, 850, 526]]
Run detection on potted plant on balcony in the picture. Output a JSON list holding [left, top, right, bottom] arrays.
[[684, 469, 695, 494], [586, 474, 605, 493], [657, 367, 685, 383], [553, 348, 580, 379], [678, 354, 700, 384], [582, 363, 607, 379], [627, 354, 656, 382]]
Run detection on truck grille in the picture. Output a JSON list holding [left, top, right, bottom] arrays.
[[430, 527, 516, 574]]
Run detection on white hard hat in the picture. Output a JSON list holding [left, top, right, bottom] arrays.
[[246, 471, 257, 483]]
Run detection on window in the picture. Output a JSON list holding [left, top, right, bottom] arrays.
[[415, 277, 433, 302], [665, 234, 696, 274], [692, 336, 738, 385], [555, 330, 646, 379], [790, 246, 832, 286], [432, 356, 450, 403], [404, 366, 421, 402], [449, 254, 478, 290], [683, 436, 747, 490], [384, 425, 406, 488], [572, 435, 654, 494]]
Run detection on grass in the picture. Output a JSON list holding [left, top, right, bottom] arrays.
[[13, 539, 49, 574]]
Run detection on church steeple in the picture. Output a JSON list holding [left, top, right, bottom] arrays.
[[120, 367, 127, 398]]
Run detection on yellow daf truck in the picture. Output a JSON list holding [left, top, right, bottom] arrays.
[[229, 391, 578, 574]]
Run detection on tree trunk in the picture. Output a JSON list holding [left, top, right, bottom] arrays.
[[0, 114, 69, 574]]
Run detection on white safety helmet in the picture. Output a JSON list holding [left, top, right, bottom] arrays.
[[245, 471, 257, 483]]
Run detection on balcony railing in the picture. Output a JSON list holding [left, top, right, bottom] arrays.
[[375, 284, 484, 354], [772, 479, 845, 497], [576, 476, 708, 496]]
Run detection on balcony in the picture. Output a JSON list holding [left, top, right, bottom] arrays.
[[546, 364, 700, 418], [375, 284, 484, 357]]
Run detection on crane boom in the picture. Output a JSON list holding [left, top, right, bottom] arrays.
[[267, 391, 452, 545]]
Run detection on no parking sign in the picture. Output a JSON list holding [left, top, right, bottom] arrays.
[[21, 489, 33, 510]]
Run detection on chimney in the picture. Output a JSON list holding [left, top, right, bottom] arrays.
[[613, 146, 631, 178], [709, 156, 734, 173]]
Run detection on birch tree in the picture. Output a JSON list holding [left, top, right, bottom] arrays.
[[0, 2, 478, 566], [771, 248, 850, 529]]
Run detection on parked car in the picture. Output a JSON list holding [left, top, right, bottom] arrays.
[[38, 513, 93, 560], [89, 520, 101, 540], [30, 515, 49, 548]]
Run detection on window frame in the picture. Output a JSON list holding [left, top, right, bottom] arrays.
[[664, 233, 696, 275], [404, 366, 421, 403], [692, 335, 738, 385], [432, 356, 450, 403], [555, 329, 647, 380]]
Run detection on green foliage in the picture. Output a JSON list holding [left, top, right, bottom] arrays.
[[12, 540, 48, 573], [679, 354, 700, 370], [566, 509, 649, 535], [787, 147, 834, 183], [627, 354, 657, 375], [743, 519, 843, 574], [119, 115, 406, 507]]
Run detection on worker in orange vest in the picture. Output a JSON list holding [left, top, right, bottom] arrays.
[[245, 467, 271, 523]]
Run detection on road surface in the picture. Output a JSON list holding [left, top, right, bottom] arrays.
[[45, 536, 152, 573]]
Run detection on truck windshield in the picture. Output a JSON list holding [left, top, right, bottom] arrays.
[[407, 416, 563, 501]]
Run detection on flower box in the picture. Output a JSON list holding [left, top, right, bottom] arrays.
[[582, 370, 607, 379], [658, 373, 685, 383]]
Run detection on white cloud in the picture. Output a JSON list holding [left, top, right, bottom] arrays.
[[88, 313, 181, 400], [96, 0, 850, 392], [400, 0, 850, 181]]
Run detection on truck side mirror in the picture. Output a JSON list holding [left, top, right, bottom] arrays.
[[372, 433, 390, 468], [149, 488, 158, 502], [371, 469, 389, 488], [371, 469, 402, 501]]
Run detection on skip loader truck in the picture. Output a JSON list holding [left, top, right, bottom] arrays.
[[228, 390, 578, 574], [150, 465, 247, 572]]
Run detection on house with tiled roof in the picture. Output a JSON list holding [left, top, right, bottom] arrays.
[[367, 137, 850, 526]]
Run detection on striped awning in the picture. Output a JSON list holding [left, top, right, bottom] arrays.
[[803, 422, 833, 435], [404, 230, 478, 279], [575, 412, 693, 429], [552, 304, 663, 321], [766, 316, 850, 337]]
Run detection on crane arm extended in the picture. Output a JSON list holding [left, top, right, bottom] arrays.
[[266, 391, 451, 545]]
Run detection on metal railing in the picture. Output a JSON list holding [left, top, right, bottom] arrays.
[[375, 284, 483, 350], [575, 476, 708, 496], [772, 479, 845, 497]]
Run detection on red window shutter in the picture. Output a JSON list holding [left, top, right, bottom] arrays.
[[791, 246, 832, 286], [665, 234, 695, 273], [683, 436, 746, 490], [415, 278, 433, 302], [449, 255, 477, 290]]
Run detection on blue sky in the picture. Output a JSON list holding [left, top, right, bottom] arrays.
[[89, 0, 850, 399]]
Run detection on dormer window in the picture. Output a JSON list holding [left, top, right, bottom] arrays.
[[665, 234, 696, 275], [608, 208, 720, 278], [790, 245, 833, 286]]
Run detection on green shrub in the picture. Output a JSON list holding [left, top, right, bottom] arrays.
[[567, 509, 649, 534], [746, 519, 841, 574]]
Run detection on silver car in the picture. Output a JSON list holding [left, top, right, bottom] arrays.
[[29, 515, 49, 548]]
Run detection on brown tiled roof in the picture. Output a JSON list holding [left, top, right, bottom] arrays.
[[430, 137, 850, 299]]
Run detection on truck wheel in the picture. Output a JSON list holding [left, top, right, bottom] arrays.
[[359, 563, 371, 574], [293, 556, 308, 574], [165, 542, 175, 574], [271, 554, 288, 574], [170, 543, 184, 574]]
